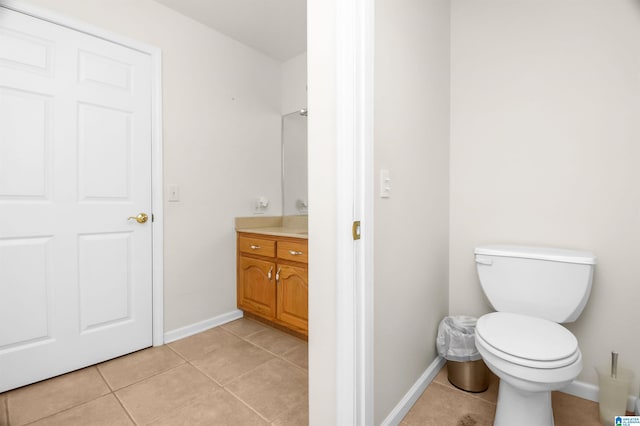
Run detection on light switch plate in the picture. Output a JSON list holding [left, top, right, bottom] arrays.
[[168, 185, 180, 202], [380, 169, 391, 198]]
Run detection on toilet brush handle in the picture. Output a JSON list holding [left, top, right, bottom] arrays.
[[611, 351, 619, 379]]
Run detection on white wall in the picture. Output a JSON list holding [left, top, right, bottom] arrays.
[[21, 0, 283, 333], [282, 52, 307, 114], [307, 0, 337, 423], [451, 0, 640, 390], [374, 0, 450, 422]]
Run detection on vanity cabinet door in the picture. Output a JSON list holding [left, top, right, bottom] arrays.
[[276, 263, 308, 332], [238, 257, 276, 319]]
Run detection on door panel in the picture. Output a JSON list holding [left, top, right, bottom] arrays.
[[78, 232, 132, 332], [78, 50, 132, 91], [0, 87, 51, 198], [78, 103, 132, 200], [0, 7, 153, 392], [0, 237, 51, 348], [0, 26, 54, 75]]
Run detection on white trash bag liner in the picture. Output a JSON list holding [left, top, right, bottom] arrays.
[[436, 316, 482, 362]]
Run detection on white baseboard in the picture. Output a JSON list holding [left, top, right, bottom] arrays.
[[380, 356, 447, 426], [163, 309, 243, 344], [562, 379, 638, 413], [380, 360, 638, 426], [561, 379, 598, 402]]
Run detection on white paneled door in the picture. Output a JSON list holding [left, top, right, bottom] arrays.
[[0, 8, 153, 392]]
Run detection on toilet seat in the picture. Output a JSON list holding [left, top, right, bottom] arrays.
[[476, 312, 579, 369]]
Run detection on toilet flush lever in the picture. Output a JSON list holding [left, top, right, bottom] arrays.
[[475, 257, 493, 266]]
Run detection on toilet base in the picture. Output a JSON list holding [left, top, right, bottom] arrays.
[[494, 380, 554, 426]]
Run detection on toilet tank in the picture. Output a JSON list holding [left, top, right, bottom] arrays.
[[475, 245, 596, 323]]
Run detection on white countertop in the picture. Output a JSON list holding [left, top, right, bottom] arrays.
[[235, 216, 308, 239]]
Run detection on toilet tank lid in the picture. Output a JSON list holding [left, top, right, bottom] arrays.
[[475, 245, 596, 265]]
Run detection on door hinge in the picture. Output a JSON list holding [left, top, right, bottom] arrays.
[[352, 220, 361, 240]]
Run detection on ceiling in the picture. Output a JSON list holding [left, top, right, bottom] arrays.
[[154, 0, 307, 62]]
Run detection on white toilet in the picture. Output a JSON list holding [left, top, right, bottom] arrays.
[[474, 245, 596, 426]]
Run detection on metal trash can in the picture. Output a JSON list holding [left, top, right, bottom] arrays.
[[436, 316, 489, 392]]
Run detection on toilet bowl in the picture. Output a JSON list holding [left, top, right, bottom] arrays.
[[475, 312, 582, 426], [474, 245, 596, 426]]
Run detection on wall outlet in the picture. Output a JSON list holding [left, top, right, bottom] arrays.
[[253, 196, 269, 214]]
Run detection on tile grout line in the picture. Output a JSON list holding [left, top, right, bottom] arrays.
[[184, 356, 227, 388], [220, 317, 270, 340], [220, 326, 265, 341], [16, 320, 302, 426], [240, 337, 307, 372], [164, 342, 189, 362], [222, 386, 272, 424], [232, 328, 308, 373], [210, 320, 308, 375], [132, 354, 227, 426], [112, 362, 189, 394], [435, 375, 498, 406], [2, 394, 7, 426], [278, 345, 308, 371], [21, 395, 104, 426], [431, 381, 498, 409], [189, 328, 278, 386], [163, 324, 286, 414], [103, 347, 188, 396], [165, 329, 280, 383], [218, 319, 308, 423], [204, 354, 272, 389], [223, 318, 309, 346], [17, 367, 113, 426], [109, 361, 196, 425], [110, 391, 137, 426], [106, 343, 219, 425], [112, 365, 217, 426], [94, 364, 115, 393], [92, 366, 139, 425]]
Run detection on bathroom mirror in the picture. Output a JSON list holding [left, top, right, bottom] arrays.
[[282, 109, 308, 215]]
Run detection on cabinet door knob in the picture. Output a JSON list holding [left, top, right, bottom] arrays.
[[275, 267, 281, 283], [288, 250, 303, 256], [250, 245, 261, 250], [267, 266, 273, 280]]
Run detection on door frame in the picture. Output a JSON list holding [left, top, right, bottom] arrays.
[[335, 0, 374, 423], [0, 0, 165, 346]]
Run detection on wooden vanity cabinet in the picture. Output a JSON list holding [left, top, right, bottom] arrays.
[[237, 232, 308, 335]]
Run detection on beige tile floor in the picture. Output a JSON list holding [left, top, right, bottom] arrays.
[[1, 319, 606, 426], [401, 364, 603, 426], [0, 318, 308, 426]]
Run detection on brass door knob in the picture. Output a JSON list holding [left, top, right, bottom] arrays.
[[128, 213, 148, 224]]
